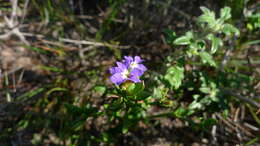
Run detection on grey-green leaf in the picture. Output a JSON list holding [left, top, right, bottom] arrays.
[[174, 36, 190, 45], [174, 31, 193, 45], [200, 7, 212, 16], [199, 52, 216, 67], [198, 6, 216, 24], [222, 24, 240, 36], [220, 7, 231, 21], [164, 65, 184, 89], [207, 34, 223, 53]]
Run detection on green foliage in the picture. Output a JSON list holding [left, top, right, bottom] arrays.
[[93, 85, 107, 96], [220, 7, 232, 20], [164, 29, 177, 45], [198, 6, 239, 35], [4, 2, 259, 145], [163, 6, 244, 115], [171, 6, 239, 69], [189, 73, 220, 112], [222, 0, 245, 19], [164, 65, 184, 89], [206, 34, 223, 53], [174, 31, 193, 45], [246, 13, 260, 31], [199, 52, 216, 67]]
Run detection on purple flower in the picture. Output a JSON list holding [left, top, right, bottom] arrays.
[[109, 56, 147, 85], [123, 56, 147, 76]]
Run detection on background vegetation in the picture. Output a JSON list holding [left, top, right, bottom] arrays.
[[0, 0, 259, 145]]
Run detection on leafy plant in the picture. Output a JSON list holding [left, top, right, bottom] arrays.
[[163, 6, 241, 114]]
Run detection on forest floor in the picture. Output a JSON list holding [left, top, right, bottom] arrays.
[[0, 0, 259, 145]]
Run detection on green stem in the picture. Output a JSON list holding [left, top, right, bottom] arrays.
[[244, 136, 259, 146], [246, 104, 260, 125]]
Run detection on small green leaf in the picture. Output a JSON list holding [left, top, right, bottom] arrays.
[[16, 86, 46, 101], [198, 7, 216, 24], [200, 7, 214, 17], [122, 82, 144, 96], [207, 34, 223, 53], [122, 126, 128, 134], [153, 86, 168, 99], [174, 107, 188, 118], [199, 87, 211, 93], [220, 7, 231, 21], [200, 118, 217, 129], [101, 133, 109, 142], [222, 24, 240, 36], [174, 36, 190, 45], [174, 31, 193, 45], [164, 29, 176, 45], [199, 52, 216, 67], [189, 101, 203, 110], [93, 85, 106, 95], [164, 65, 184, 89], [46, 87, 68, 96], [197, 40, 206, 50]]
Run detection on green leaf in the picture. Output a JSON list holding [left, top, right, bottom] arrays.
[[220, 7, 231, 21], [199, 87, 211, 94], [46, 87, 68, 96], [189, 100, 203, 110], [93, 85, 106, 95], [153, 86, 168, 99], [199, 52, 216, 67], [174, 107, 188, 118], [200, 118, 217, 129], [174, 36, 190, 45], [16, 86, 46, 101], [246, 13, 260, 30], [198, 7, 216, 24], [222, 24, 240, 36], [207, 34, 223, 53], [164, 29, 176, 45], [200, 7, 214, 17], [164, 65, 184, 89], [122, 82, 144, 96], [174, 31, 193, 45]]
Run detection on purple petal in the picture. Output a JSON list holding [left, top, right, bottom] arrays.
[[123, 56, 133, 67], [128, 74, 141, 83], [124, 56, 133, 62], [116, 62, 127, 71], [134, 56, 143, 63], [130, 68, 143, 77], [109, 67, 117, 74], [137, 64, 147, 72], [109, 66, 125, 74], [109, 56, 147, 85], [110, 73, 125, 85]]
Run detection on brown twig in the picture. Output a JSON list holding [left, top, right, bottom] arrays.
[[59, 38, 132, 49], [216, 114, 254, 137]]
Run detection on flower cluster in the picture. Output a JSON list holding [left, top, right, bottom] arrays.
[[109, 56, 147, 85]]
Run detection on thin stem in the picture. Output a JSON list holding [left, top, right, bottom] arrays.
[[246, 104, 260, 125]]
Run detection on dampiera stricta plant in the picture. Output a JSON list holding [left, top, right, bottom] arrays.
[[109, 56, 147, 85]]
